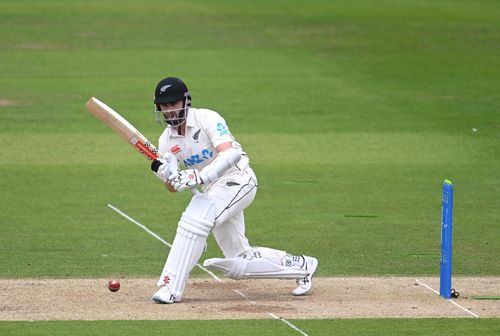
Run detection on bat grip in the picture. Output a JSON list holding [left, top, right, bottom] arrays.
[[151, 159, 163, 173]]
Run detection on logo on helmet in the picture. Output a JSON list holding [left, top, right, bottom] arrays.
[[160, 85, 172, 93]]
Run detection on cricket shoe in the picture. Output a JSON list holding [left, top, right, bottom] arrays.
[[152, 286, 179, 304], [292, 256, 318, 296]]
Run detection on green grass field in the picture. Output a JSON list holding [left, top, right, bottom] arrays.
[[0, 319, 500, 336], [1, 0, 499, 334]]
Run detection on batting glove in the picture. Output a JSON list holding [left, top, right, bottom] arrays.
[[151, 153, 179, 183], [172, 169, 202, 192], [151, 159, 170, 182]]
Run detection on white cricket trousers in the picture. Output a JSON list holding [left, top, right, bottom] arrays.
[[205, 167, 257, 258]]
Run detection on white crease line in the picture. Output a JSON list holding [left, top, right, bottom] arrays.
[[107, 204, 221, 282], [233, 289, 257, 305], [108, 203, 309, 336], [415, 279, 479, 318], [233, 289, 246, 298], [416, 279, 440, 295], [233, 289, 249, 300], [268, 313, 309, 336]]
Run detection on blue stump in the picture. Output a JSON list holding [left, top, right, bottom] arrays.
[[440, 179, 454, 299]]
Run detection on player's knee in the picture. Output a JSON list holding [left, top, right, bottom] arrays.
[[179, 194, 216, 236]]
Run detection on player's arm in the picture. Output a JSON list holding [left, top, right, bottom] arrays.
[[171, 112, 241, 192], [215, 142, 233, 152], [164, 180, 177, 193], [198, 142, 240, 184], [171, 142, 241, 192]]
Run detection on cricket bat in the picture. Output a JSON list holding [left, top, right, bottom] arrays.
[[85, 97, 198, 194], [85, 97, 162, 161]]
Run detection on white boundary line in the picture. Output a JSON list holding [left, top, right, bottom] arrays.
[[415, 279, 479, 318], [108, 203, 309, 336]]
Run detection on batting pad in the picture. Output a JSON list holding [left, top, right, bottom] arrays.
[[203, 257, 307, 280], [157, 195, 215, 299]]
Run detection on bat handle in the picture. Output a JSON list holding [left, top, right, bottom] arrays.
[[151, 159, 163, 173]]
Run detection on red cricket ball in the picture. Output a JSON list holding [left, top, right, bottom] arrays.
[[108, 279, 120, 292]]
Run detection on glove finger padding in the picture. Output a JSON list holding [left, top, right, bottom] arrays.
[[174, 169, 201, 192], [168, 172, 180, 183]]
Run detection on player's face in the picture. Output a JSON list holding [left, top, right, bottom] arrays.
[[159, 100, 183, 116], [157, 99, 186, 127]]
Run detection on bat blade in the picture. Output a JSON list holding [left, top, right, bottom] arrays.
[[85, 97, 161, 160]]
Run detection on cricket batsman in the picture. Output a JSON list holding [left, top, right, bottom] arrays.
[[150, 77, 319, 303]]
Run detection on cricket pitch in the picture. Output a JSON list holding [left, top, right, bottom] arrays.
[[1, 277, 498, 320]]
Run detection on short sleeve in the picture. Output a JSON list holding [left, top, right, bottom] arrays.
[[202, 110, 234, 148]]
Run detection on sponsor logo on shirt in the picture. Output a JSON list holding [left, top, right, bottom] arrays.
[[217, 122, 230, 137], [184, 149, 214, 167], [170, 145, 182, 154]]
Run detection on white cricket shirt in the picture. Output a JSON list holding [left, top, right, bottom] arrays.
[[158, 108, 250, 185]]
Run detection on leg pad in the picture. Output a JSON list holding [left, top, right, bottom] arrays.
[[157, 195, 215, 299], [203, 256, 307, 279]]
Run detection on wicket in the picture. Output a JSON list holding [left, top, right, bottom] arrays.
[[440, 179, 454, 299]]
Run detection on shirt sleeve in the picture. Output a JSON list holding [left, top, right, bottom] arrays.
[[202, 110, 235, 148]]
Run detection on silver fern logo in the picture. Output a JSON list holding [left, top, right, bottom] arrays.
[[160, 85, 172, 93], [192, 129, 201, 142]]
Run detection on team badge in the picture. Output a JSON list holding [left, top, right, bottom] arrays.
[[192, 129, 201, 143]]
